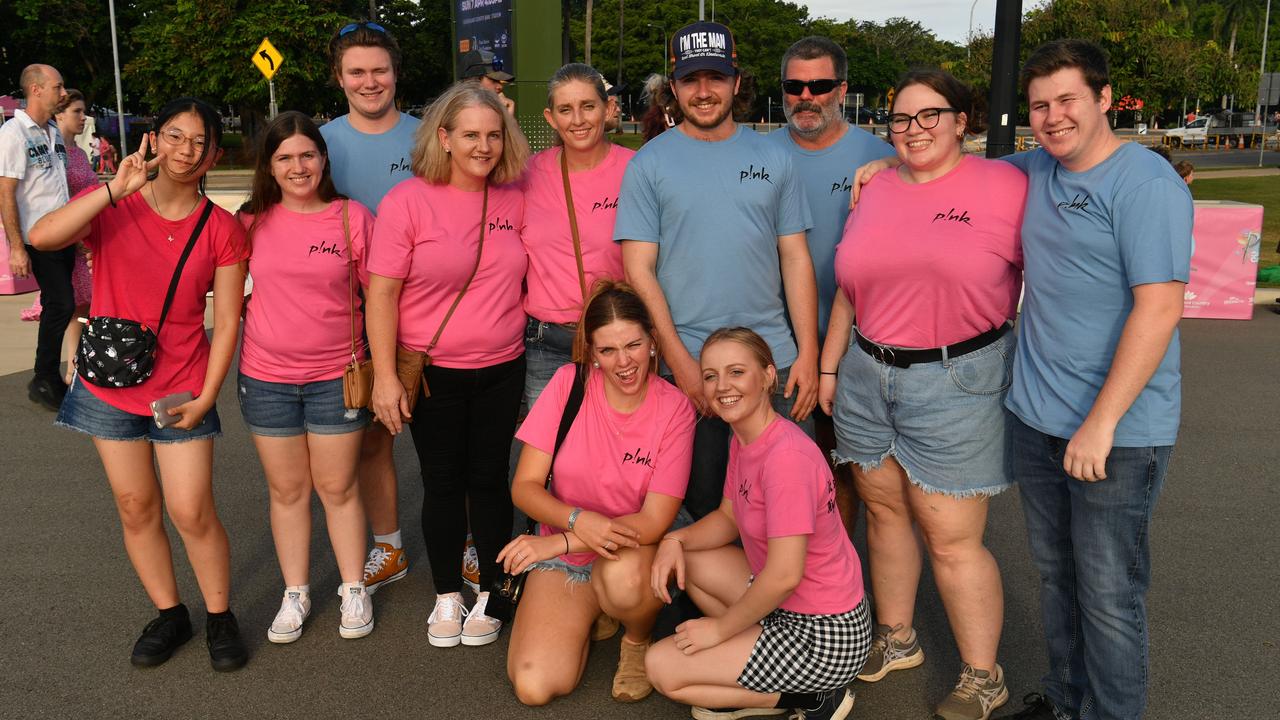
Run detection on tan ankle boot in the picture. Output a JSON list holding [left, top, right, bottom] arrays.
[[592, 613, 620, 641], [611, 637, 652, 702]]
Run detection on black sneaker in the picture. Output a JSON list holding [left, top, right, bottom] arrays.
[[795, 689, 855, 720], [130, 605, 193, 667], [206, 611, 249, 672], [993, 694, 1057, 719], [28, 375, 66, 411]]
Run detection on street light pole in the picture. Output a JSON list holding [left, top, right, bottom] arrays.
[[107, 0, 127, 156], [647, 23, 668, 79], [968, 0, 980, 61], [1258, 0, 1272, 168]]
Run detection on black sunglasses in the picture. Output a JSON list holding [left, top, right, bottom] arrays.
[[339, 21, 387, 36], [781, 79, 841, 96]]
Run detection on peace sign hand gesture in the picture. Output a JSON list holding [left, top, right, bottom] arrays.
[[108, 133, 160, 200]]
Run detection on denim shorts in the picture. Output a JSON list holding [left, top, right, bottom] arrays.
[[528, 554, 594, 584], [55, 375, 221, 444], [237, 372, 369, 437], [524, 316, 577, 409], [832, 330, 1015, 498]]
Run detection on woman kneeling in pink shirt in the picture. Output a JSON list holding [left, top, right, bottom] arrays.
[[366, 82, 530, 648], [501, 281, 695, 704], [647, 328, 871, 720]]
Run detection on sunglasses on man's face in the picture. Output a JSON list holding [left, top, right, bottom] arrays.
[[781, 79, 841, 96], [339, 21, 387, 36]]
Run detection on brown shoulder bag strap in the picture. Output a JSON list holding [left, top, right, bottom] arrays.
[[560, 149, 588, 301], [340, 200, 359, 363], [425, 183, 488, 354]]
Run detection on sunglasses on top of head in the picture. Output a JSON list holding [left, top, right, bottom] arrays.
[[339, 21, 387, 36], [781, 79, 841, 96]]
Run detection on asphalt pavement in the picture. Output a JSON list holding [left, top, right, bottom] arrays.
[[1, 307, 1277, 719]]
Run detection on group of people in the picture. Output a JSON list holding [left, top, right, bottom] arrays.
[[2, 17, 1192, 720]]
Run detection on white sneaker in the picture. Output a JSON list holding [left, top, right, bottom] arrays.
[[267, 590, 311, 644], [460, 591, 501, 646], [338, 583, 374, 639], [428, 592, 467, 647]]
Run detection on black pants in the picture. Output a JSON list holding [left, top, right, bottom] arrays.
[[408, 356, 524, 594], [26, 244, 76, 381]]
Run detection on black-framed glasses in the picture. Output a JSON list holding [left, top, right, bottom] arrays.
[[339, 21, 387, 36], [887, 107, 958, 133], [781, 79, 841, 96]]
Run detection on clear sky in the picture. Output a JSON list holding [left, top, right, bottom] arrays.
[[801, 0, 1004, 44]]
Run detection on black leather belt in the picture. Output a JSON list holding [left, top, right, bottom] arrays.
[[855, 323, 1010, 369]]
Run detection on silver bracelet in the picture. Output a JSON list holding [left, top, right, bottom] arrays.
[[567, 507, 583, 531]]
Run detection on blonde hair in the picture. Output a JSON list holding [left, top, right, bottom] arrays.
[[702, 327, 778, 395], [412, 82, 529, 185]]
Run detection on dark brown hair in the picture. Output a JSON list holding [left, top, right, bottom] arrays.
[[702, 327, 779, 395], [891, 68, 985, 135], [241, 111, 342, 248], [574, 280, 657, 366], [329, 21, 402, 82], [1019, 39, 1110, 98], [54, 89, 85, 116]]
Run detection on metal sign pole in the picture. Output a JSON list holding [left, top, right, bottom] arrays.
[[1258, 0, 1273, 168], [269, 79, 278, 119], [107, 0, 128, 156]]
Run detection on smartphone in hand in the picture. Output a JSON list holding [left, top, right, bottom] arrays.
[[151, 391, 194, 429]]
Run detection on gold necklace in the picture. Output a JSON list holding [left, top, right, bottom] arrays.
[[149, 182, 202, 242]]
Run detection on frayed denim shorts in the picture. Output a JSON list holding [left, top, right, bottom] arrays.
[[55, 375, 221, 444], [237, 372, 369, 437], [528, 554, 594, 585], [831, 330, 1015, 498]]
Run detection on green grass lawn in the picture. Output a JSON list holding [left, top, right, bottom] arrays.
[[1190, 176, 1278, 286]]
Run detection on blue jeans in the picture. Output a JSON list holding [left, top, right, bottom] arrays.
[[1008, 416, 1171, 720], [523, 316, 577, 410]]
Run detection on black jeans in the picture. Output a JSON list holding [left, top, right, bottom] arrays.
[[26, 244, 76, 381], [408, 356, 524, 594]]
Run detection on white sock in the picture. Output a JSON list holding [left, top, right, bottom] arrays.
[[374, 530, 402, 549], [285, 584, 310, 596]]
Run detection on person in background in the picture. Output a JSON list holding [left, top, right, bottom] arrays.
[[1175, 159, 1194, 185], [30, 97, 250, 672], [647, 327, 870, 720], [21, 89, 98, 385], [461, 48, 517, 115], [236, 111, 375, 644], [367, 82, 529, 649], [502, 281, 694, 705], [321, 19, 419, 598]]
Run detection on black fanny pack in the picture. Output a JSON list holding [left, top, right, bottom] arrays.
[[77, 200, 213, 388]]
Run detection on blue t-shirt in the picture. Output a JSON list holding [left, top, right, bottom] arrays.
[[1003, 142, 1193, 446], [613, 125, 812, 367], [320, 112, 419, 215], [767, 125, 894, 341]]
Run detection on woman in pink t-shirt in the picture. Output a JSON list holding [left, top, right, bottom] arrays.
[[366, 82, 529, 648], [29, 97, 249, 671], [498, 281, 694, 705], [235, 111, 374, 644], [647, 328, 870, 720], [818, 69, 1027, 719], [521, 63, 635, 408]]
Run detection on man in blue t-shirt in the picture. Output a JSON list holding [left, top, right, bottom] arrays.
[[319, 20, 419, 603], [615, 21, 818, 520], [997, 40, 1193, 720], [767, 36, 894, 537]]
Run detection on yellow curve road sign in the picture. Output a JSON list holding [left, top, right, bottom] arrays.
[[253, 38, 283, 80]]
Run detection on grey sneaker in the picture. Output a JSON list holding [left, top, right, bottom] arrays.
[[934, 663, 1009, 720], [856, 623, 924, 682]]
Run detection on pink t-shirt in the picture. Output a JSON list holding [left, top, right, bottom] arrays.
[[835, 154, 1026, 348], [521, 144, 633, 323], [80, 189, 248, 415], [368, 179, 526, 368], [725, 416, 864, 615], [516, 364, 695, 566], [239, 200, 373, 384]]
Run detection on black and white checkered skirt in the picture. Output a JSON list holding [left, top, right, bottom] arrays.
[[736, 597, 872, 693]]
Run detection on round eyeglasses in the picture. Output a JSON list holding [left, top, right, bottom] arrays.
[[887, 107, 959, 134]]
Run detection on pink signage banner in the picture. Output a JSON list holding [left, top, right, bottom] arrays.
[[1183, 201, 1263, 320], [0, 225, 40, 296]]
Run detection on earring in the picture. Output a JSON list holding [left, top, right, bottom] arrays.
[[649, 348, 656, 357], [444, 146, 451, 153], [592, 361, 600, 369]]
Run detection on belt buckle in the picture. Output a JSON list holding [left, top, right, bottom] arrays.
[[873, 344, 896, 367]]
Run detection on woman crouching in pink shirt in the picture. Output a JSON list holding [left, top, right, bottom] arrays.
[[500, 281, 695, 705], [366, 82, 530, 649], [236, 111, 375, 643], [647, 328, 871, 720]]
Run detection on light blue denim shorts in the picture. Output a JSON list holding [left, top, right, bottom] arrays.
[[237, 372, 369, 437], [831, 330, 1015, 498], [55, 375, 221, 444], [528, 554, 594, 585]]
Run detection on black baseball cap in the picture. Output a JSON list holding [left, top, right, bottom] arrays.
[[670, 21, 738, 80], [460, 49, 514, 82]]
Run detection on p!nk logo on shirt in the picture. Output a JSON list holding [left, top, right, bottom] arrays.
[[829, 176, 853, 195], [932, 207, 973, 226], [622, 446, 655, 469], [488, 216, 516, 232], [738, 164, 773, 184], [1056, 193, 1091, 212], [591, 196, 619, 213]]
